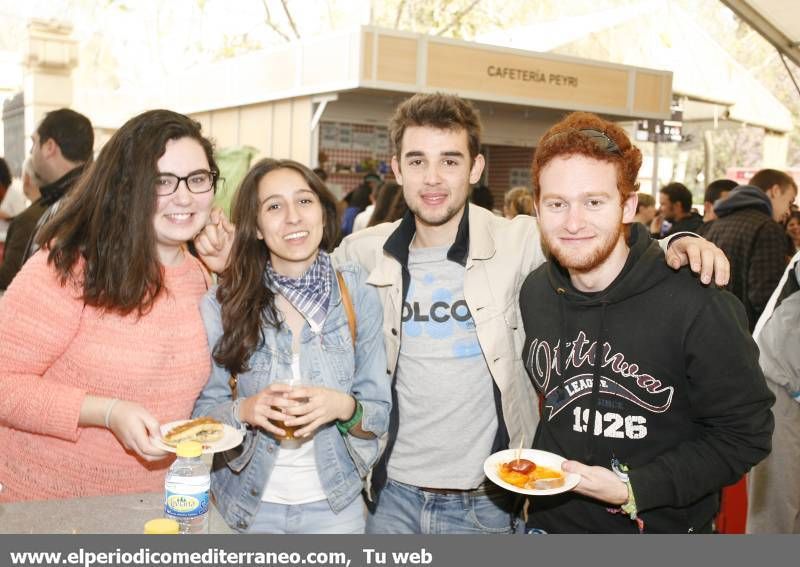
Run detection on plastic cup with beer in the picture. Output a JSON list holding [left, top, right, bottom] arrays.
[[270, 376, 305, 441]]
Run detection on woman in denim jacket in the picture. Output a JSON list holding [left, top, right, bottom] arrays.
[[193, 158, 390, 533]]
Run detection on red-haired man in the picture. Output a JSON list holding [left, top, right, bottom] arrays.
[[519, 112, 774, 533]]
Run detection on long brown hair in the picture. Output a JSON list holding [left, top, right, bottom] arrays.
[[37, 109, 218, 316], [213, 158, 340, 374]]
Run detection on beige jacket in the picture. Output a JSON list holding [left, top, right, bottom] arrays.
[[333, 204, 545, 452]]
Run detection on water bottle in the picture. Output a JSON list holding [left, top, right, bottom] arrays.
[[164, 440, 210, 534]]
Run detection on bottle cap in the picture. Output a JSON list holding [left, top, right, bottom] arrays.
[[175, 440, 203, 458], [143, 518, 180, 534]]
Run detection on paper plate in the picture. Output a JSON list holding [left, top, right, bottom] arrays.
[[484, 448, 580, 496], [153, 419, 244, 455]]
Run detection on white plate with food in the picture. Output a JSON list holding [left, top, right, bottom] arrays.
[[484, 448, 580, 496], [153, 417, 244, 454]]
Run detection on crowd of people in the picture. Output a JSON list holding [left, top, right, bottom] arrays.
[[0, 90, 797, 534]]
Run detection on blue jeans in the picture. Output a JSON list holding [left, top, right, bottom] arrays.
[[366, 478, 516, 534], [248, 497, 365, 534]]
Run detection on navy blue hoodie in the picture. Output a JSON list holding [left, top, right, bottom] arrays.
[[519, 223, 774, 533], [713, 185, 772, 218]]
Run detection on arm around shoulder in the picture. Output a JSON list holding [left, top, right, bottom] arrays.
[[659, 232, 730, 286]]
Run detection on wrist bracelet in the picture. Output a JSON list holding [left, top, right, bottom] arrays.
[[611, 458, 643, 532], [621, 481, 638, 518], [336, 399, 363, 435], [611, 458, 637, 515], [104, 398, 120, 429]]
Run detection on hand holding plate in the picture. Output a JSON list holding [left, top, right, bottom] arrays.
[[562, 460, 629, 505], [107, 400, 170, 462]]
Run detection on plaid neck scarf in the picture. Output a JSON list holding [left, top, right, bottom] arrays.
[[266, 251, 333, 333]]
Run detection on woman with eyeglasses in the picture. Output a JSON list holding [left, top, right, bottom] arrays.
[[0, 110, 218, 502], [192, 158, 389, 533]]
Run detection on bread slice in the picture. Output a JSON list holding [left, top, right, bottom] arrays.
[[528, 476, 566, 490], [164, 417, 224, 446], [525, 466, 566, 490]]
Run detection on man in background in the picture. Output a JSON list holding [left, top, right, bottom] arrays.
[[697, 178, 736, 236], [703, 169, 797, 330], [632, 192, 656, 228], [1, 110, 93, 289], [23, 108, 94, 262], [652, 182, 703, 237]]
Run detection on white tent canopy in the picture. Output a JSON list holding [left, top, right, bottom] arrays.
[[721, 0, 800, 68], [479, 0, 793, 133]]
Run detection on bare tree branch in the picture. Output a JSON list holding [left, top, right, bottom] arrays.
[[280, 0, 302, 39], [435, 0, 482, 36], [260, 0, 292, 42], [394, 0, 407, 28]]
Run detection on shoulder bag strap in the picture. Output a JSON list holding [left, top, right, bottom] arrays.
[[336, 270, 357, 345], [229, 374, 238, 400]]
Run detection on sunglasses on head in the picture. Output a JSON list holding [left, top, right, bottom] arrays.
[[542, 128, 623, 157]]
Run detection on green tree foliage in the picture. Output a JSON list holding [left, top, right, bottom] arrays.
[[3, 0, 795, 170]]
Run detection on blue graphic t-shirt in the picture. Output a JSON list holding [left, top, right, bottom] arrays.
[[387, 245, 498, 489]]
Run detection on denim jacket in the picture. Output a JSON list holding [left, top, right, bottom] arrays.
[[193, 261, 390, 532]]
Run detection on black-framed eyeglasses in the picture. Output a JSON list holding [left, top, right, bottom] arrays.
[[154, 170, 217, 196], [543, 128, 623, 157]]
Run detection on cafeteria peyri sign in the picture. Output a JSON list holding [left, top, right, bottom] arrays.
[[486, 65, 579, 88], [422, 39, 667, 116]]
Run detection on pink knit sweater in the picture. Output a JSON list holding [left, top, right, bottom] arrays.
[[0, 251, 211, 502]]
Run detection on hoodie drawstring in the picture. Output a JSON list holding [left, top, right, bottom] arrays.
[[557, 288, 568, 373], [539, 287, 570, 450]]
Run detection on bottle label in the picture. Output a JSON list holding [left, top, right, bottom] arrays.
[[164, 477, 210, 518]]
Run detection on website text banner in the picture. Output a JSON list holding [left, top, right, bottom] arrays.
[[0, 535, 792, 567]]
